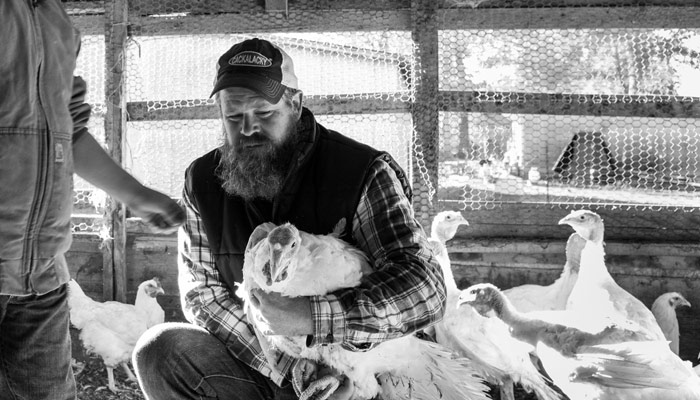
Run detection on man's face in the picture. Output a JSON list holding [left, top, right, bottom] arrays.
[[219, 87, 299, 150], [216, 87, 302, 201]]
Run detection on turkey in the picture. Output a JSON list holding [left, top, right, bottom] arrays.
[[559, 210, 666, 342], [68, 278, 165, 392], [651, 292, 691, 356], [238, 220, 490, 400], [427, 210, 469, 270], [459, 282, 700, 400], [503, 232, 585, 313], [428, 211, 561, 400]]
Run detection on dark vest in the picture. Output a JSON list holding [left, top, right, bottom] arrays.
[[184, 116, 409, 296]]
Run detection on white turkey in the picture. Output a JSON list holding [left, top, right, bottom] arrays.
[[459, 282, 700, 400], [428, 211, 561, 400], [503, 232, 585, 313], [559, 210, 666, 342], [238, 220, 490, 400], [651, 292, 691, 356], [67, 278, 165, 392]]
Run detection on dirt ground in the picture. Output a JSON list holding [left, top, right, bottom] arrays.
[[74, 355, 145, 400]]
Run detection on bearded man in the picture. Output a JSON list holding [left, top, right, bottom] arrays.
[[132, 38, 446, 400]]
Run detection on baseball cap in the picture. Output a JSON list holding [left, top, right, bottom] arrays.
[[210, 38, 298, 103]]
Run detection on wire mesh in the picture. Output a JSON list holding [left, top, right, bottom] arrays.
[[436, 4, 700, 240], [72, 25, 107, 235], [64, 0, 700, 241], [123, 31, 415, 195]]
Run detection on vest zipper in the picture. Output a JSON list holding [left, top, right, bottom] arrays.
[[22, 0, 51, 291]]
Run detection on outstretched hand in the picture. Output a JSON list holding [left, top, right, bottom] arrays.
[[125, 187, 185, 234]]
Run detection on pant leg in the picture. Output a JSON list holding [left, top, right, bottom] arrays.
[[0, 284, 76, 400], [132, 322, 297, 400]]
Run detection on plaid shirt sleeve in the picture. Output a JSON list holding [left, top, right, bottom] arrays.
[[307, 158, 447, 350], [177, 192, 295, 385]]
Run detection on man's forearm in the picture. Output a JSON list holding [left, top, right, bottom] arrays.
[[72, 132, 145, 204]]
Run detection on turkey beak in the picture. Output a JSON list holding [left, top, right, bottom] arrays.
[[146, 284, 165, 298], [269, 248, 287, 283], [456, 292, 475, 309]]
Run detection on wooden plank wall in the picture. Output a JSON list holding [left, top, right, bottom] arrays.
[[66, 225, 700, 365]]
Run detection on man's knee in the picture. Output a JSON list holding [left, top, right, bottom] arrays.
[[133, 322, 206, 373]]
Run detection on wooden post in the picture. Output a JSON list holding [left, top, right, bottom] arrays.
[[411, 0, 440, 228], [103, 0, 128, 302], [265, 0, 288, 15]]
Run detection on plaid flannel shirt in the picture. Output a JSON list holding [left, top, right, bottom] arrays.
[[178, 157, 446, 386]]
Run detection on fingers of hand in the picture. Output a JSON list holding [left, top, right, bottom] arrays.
[[165, 203, 186, 225], [144, 214, 179, 234], [140, 200, 185, 233], [300, 359, 318, 383], [330, 376, 354, 400]]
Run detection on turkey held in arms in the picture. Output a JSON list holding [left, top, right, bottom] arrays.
[[238, 219, 490, 400]]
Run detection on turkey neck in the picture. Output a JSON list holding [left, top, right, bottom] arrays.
[[432, 224, 457, 245], [135, 290, 158, 310], [652, 301, 680, 354], [563, 233, 584, 274], [489, 292, 549, 348], [576, 239, 611, 286], [575, 222, 611, 286], [439, 254, 459, 295]]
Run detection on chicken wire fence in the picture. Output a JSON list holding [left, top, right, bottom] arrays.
[[66, 0, 700, 241]]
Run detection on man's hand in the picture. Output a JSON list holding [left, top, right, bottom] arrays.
[[250, 289, 313, 336], [292, 360, 354, 400], [126, 187, 186, 234], [327, 376, 354, 400]]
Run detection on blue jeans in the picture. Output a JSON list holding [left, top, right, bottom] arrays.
[[0, 283, 75, 400], [133, 322, 298, 400]]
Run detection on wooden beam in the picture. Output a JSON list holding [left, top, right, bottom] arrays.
[[127, 0, 409, 17], [125, 95, 410, 121], [439, 91, 700, 118], [125, 90, 700, 121], [66, 15, 105, 36], [437, 202, 700, 242], [104, 0, 129, 303], [411, 0, 440, 225], [265, 0, 288, 15], [440, 0, 699, 7], [63, 2, 105, 16], [123, 6, 700, 36], [129, 9, 412, 35], [439, 6, 700, 30]]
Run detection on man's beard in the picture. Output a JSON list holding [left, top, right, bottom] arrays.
[[216, 122, 301, 201]]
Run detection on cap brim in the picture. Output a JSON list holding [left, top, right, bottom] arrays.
[[210, 74, 286, 103]]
